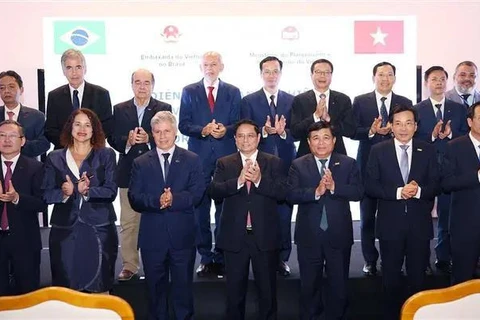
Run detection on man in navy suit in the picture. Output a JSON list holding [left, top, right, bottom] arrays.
[[0, 71, 50, 157], [414, 66, 468, 274], [291, 58, 356, 158], [442, 102, 480, 284], [0, 120, 46, 295], [445, 61, 480, 108], [240, 56, 295, 276], [45, 49, 113, 149], [108, 69, 172, 282], [179, 51, 241, 277], [352, 62, 413, 276], [365, 105, 440, 319], [287, 121, 363, 320], [129, 111, 205, 320], [209, 119, 286, 320]]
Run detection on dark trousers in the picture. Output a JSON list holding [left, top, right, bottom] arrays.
[[379, 237, 429, 320], [278, 201, 293, 262], [195, 159, 223, 265], [297, 241, 352, 320], [360, 195, 379, 263], [224, 234, 278, 320], [434, 193, 451, 262], [0, 231, 40, 295], [451, 234, 480, 285], [141, 246, 196, 320]]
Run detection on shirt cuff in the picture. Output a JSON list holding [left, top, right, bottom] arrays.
[[254, 178, 261, 188], [62, 196, 70, 203], [431, 135, 436, 142], [448, 132, 453, 139], [368, 132, 375, 139], [313, 113, 321, 122], [279, 131, 287, 139], [12, 195, 19, 205], [125, 145, 132, 154], [396, 187, 403, 200], [414, 186, 422, 199], [262, 127, 268, 138]]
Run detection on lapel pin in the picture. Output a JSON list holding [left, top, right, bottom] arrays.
[[334, 162, 340, 166], [417, 148, 422, 152], [175, 159, 180, 163]]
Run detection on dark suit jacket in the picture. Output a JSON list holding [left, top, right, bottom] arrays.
[[0, 105, 50, 158], [0, 155, 45, 252], [445, 88, 480, 108], [209, 151, 286, 252], [45, 82, 113, 149], [128, 147, 206, 251], [240, 89, 296, 171], [442, 135, 480, 245], [414, 98, 468, 157], [178, 79, 241, 162], [365, 139, 440, 241], [287, 153, 363, 249], [107, 98, 172, 188], [42, 147, 118, 227], [291, 89, 355, 157], [352, 91, 412, 177]]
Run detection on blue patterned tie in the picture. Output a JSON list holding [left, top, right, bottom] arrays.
[[461, 94, 471, 108], [399, 145, 409, 184], [269, 95, 276, 126], [72, 89, 80, 110], [319, 159, 328, 231], [435, 104, 442, 122], [380, 97, 388, 127]]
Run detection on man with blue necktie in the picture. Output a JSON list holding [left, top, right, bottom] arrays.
[[446, 61, 480, 109], [414, 66, 468, 275], [240, 56, 295, 276], [179, 51, 241, 277]]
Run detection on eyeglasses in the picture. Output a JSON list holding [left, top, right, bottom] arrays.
[[0, 133, 23, 140], [262, 69, 281, 76], [313, 70, 332, 76], [236, 133, 257, 140]]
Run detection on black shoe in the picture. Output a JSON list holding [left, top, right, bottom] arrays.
[[425, 264, 433, 276], [278, 261, 291, 277], [196, 263, 215, 277], [363, 262, 377, 276], [435, 260, 452, 274], [213, 263, 225, 279]]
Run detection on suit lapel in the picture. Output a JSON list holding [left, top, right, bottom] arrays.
[[443, 100, 454, 123], [166, 147, 183, 185], [307, 154, 321, 183], [197, 80, 210, 112], [62, 85, 73, 109], [389, 140, 405, 184], [0, 106, 5, 122], [367, 91, 379, 117], [141, 100, 155, 128], [409, 140, 423, 182], [126, 100, 139, 125], [81, 82, 92, 109], [148, 150, 164, 186]]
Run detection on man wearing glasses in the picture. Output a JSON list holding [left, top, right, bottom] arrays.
[[446, 61, 480, 108], [291, 58, 356, 158], [240, 56, 295, 277]]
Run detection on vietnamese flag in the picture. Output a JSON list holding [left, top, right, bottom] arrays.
[[354, 21, 404, 54]]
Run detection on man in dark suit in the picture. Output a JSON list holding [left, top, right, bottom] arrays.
[[287, 121, 363, 320], [0, 70, 50, 157], [45, 49, 113, 149], [414, 66, 468, 274], [240, 56, 295, 277], [445, 61, 480, 108], [129, 111, 205, 320], [291, 58, 356, 157], [209, 119, 286, 320], [107, 69, 172, 282], [442, 102, 480, 284], [179, 51, 241, 277], [0, 120, 46, 295], [351, 61, 413, 276], [365, 105, 440, 319]]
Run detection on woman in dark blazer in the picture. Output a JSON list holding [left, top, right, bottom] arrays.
[[43, 108, 118, 293]]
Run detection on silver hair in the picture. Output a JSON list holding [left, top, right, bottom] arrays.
[[151, 111, 177, 130], [61, 49, 86, 70]]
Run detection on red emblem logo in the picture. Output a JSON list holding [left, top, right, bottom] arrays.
[[161, 25, 181, 43]]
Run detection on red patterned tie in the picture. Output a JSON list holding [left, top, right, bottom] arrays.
[[7, 112, 14, 120], [207, 86, 215, 112], [1, 161, 13, 230], [245, 159, 252, 229]]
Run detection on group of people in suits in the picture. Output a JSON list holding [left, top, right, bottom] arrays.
[[1, 45, 480, 320]]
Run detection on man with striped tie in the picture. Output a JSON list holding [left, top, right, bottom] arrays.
[[446, 61, 480, 109]]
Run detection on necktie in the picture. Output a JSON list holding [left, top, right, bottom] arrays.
[[434, 104, 442, 122], [461, 94, 471, 108], [7, 112, 14, 120], [72, 89, 80, 110], [380, 97, 388, 127], [162, 153, 170, 183], [207, 86, 215, 112], [1, 161, 13, 230], [399, 145, 409, 184], [269, 95, 276, 126], [319, 159, 328, 231], [245, 159, 253, 230]]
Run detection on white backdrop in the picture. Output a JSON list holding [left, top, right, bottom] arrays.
[[43, 16, 417, 222]]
